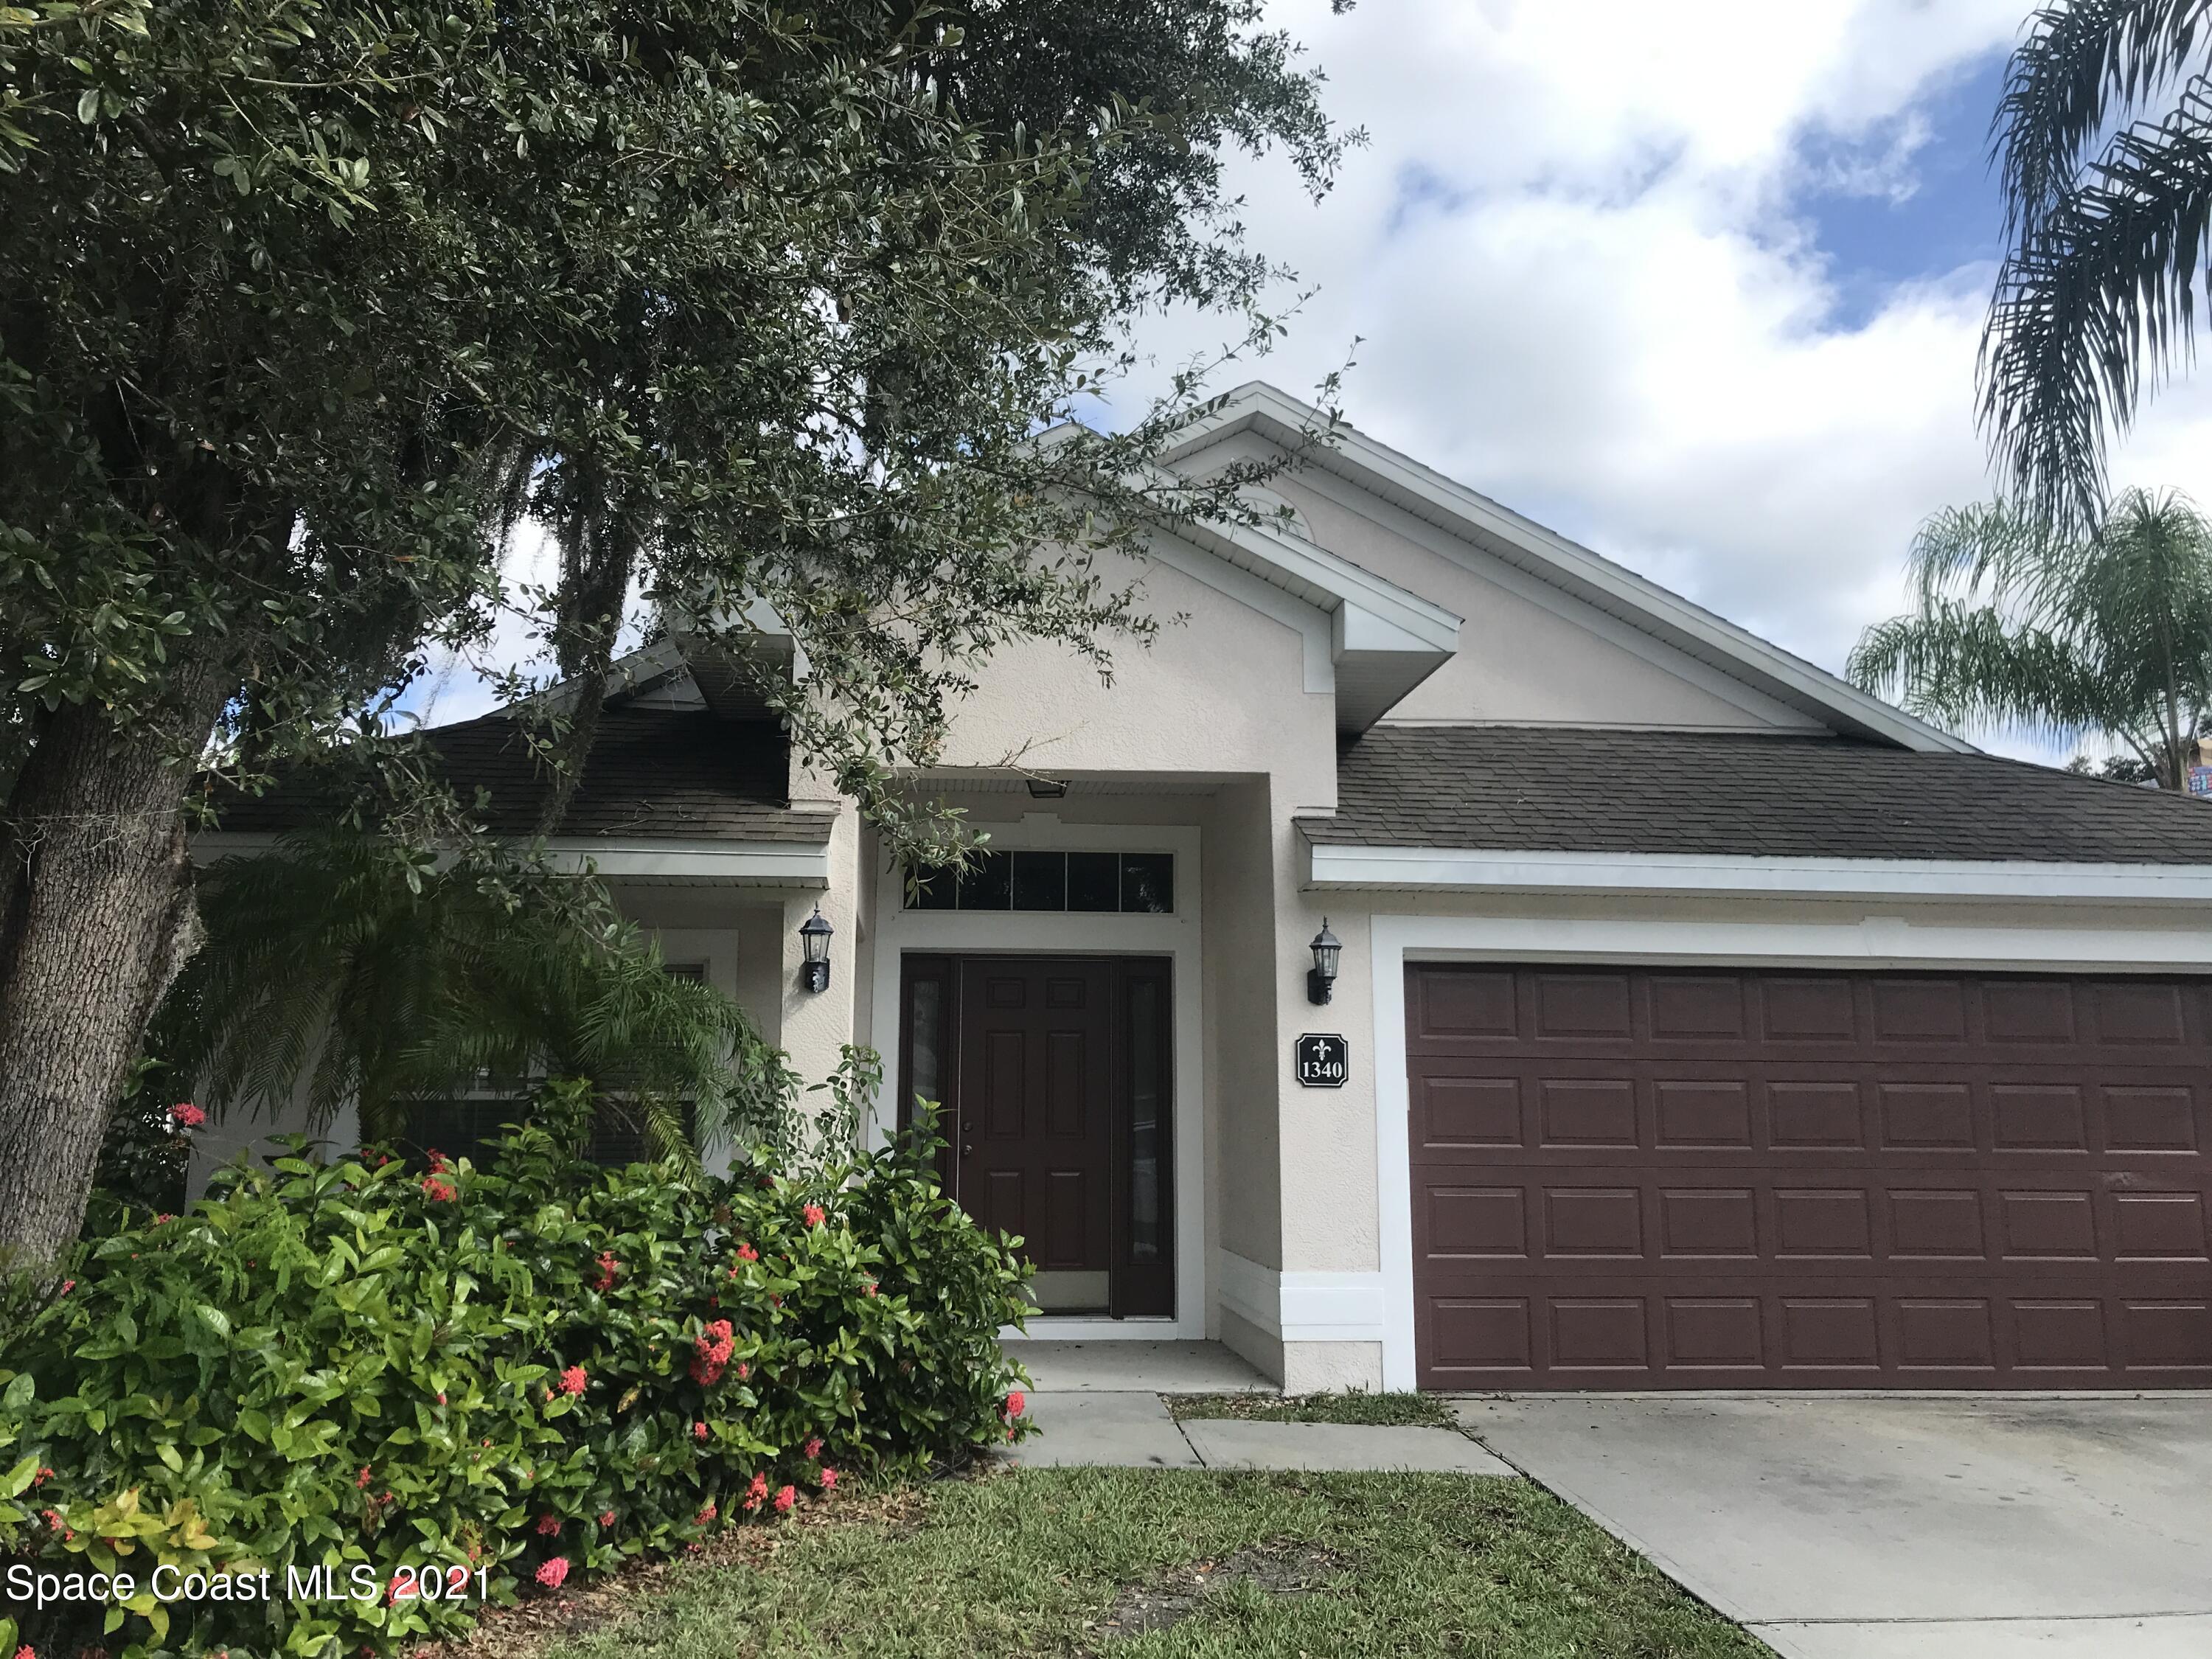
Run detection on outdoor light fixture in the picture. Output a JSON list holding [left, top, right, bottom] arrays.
[[1307, 918, 1341, 1005], [1026, 776, 1069, 799], [799, 905, 834, 993]]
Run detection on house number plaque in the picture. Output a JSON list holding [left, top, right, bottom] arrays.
[[1295, 1033, 1349, 1088]]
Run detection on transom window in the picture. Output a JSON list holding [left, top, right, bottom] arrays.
[[908, 850, 1174, 914]]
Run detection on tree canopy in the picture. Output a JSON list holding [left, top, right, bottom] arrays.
[[0, 0, 1353, 1265], [1848, 488, 2212, 787]]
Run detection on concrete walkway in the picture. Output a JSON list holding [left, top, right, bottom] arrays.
[[1005, 1387, 1518, 1473], [995, 1346, 1515, 1473], [1457, 1394, 2212, 1659]]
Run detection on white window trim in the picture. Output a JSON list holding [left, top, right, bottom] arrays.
[[866, 820, 1207, 1340], [1367, 908, 2212, 1391]]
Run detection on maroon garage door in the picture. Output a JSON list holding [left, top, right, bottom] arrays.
[[1408, 966, 2212, 1388]]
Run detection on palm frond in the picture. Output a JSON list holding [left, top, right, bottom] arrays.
[[1855, 487, 2212, 776], [1904, 500, 2065, 610], [1848, 602, 2112, 741], [1983, 75, 2212, 526], [159, 827, 799, 1157], [1997, 1, 2212, 238]]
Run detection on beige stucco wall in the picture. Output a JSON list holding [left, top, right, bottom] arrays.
[[928, 540, 1338, 785]]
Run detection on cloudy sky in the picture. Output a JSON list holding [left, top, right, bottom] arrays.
[[417, 1, 2212, 760], [1099, 0, 2212, 761]]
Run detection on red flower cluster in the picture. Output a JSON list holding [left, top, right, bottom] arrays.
[[535, 1558, 568, 1590], [692, 1421, 709, 1441], [818, 1467, 838, 1492], [801, 1203, 825, 1228], [597, 1509, 616, 1528], [535, 1514, 561, 1536], [695, 1500, 716, 1526], [737, 1242, 759, 1262], [689, 1318, 736, 1385], [802, 1437, 822, 1460], [172, 1102, 206, 1129], [741, 1472, 768, 1513], [863, 1281, 878, 1298], [1004, 1389, 1026, 1419], [426, 1149, 450, 1172], [558, 1365, 588, 1397], [355, 1466, 373, 1489], [420, 1175, 459, 1203], [772, 1485, 796, 1514], [32, 1467, 52, 1488], [592, 1251, 620, 1293]]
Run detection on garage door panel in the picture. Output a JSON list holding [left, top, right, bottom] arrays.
[[1409, 966, 2212, 1388]]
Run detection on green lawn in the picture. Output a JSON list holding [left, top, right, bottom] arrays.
[[1164, 1390, 1456, 1428], [540, 1467, 1768, 1659]]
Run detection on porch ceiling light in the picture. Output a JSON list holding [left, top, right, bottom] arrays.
[[799, 904, 835, 993], [1307, 918, 1341, 1005]]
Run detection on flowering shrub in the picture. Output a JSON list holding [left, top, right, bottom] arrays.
[[0, 1085, 1032, 1659]]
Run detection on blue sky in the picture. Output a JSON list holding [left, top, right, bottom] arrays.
[[1796, 50, 2008, 327]]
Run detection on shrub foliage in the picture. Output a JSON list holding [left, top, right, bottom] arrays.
[[0, 1087, 1032, 1659]]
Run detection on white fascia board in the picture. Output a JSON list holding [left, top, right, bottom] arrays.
[[1126, 459, 1463, 655], [1169, 384, 1972, 756], [1307, 841, 2212, 905], [546, 838, 829, 885], [193, 832, 829, 887]]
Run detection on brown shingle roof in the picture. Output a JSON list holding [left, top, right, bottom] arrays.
[[220, 709, 831, 842], [1301, 726, 2212, 864]]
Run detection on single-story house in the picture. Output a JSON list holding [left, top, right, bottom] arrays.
[[201, 381, 2212, 1392]]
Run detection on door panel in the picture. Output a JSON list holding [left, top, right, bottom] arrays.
[[959, 958, 1115, 1298]]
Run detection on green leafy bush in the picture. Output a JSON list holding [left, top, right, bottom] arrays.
[[0, 1085, 1033, 1659]]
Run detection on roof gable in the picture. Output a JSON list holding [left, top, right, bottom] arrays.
[[1164, 383, 1972, 754]]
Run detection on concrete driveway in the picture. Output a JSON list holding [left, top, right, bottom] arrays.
[[1455, 1394, 2212, 1659]]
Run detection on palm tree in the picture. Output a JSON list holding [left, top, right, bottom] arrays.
[[1986, 2, 2212, 528], [1848, 487, 2212, 787], [155, 830, 799, 1158]]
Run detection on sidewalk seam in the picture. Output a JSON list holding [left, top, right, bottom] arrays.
[[1162, 1393, 1208, 1467]]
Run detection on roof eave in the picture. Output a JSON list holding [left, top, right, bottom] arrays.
[[1299, 836, 2212, 904]]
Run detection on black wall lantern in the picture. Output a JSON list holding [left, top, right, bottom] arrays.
[[1307, 918, 1341, 1005], [799, 904, 834, 993]]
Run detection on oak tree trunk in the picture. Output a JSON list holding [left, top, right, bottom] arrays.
[[0, 657, 233, 1271]]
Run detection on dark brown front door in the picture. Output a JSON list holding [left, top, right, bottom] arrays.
[[900, 955, 1172, 1316], [1407, 964, 2212, 1389], [961, 958, 1113, 1307]]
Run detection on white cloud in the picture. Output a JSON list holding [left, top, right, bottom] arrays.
[[1107, 0, 2212, 760]]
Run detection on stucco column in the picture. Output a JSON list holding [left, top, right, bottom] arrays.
[[775, 804, 863, 1105]]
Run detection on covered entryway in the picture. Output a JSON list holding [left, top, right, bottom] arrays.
[[900, 955, 1173, 1318], [1406, 964, 2212, 1388]]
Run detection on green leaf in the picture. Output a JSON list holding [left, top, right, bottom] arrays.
[[0, 1455, 37, 1498], [76, 87, 98, 123]]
